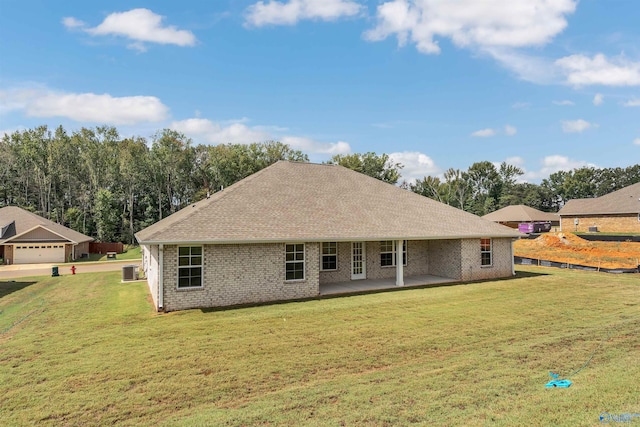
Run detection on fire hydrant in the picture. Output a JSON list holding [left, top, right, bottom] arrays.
[[71, 265, 76, 275]]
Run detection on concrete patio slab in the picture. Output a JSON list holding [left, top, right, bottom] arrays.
[[320, 274, 456, 296]]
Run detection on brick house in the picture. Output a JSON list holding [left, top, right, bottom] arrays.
[[558, 182, 640, 233], [0, 206, 93, 264], [483, 205, 560, 229], [135, 161, 522, 312]]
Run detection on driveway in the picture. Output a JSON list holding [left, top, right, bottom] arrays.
[[0, 259, 142, 280]]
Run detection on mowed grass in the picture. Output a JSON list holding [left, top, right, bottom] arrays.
[[1, 268, 638, 426], [67, 245, 142, 263]]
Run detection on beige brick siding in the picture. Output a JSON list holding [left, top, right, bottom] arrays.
[[318, 242, 352, 284], [427, 239, 462, 280], [319, 240, 432, 284], [364, 240, 431, 280], [460, 238, 513, 281], [151, 238, 515, 311], [161, 243, 320, 311], [561, 214, 640, 233]]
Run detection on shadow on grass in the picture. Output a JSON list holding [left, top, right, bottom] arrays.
[[0, 281, 38, 299], [197, 270, 550, 314]]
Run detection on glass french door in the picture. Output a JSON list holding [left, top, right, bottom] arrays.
[[351, 242, 366, 280]]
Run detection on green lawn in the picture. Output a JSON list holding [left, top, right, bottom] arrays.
[[67, 245, 142, 263], [1, 267, 638, 426]]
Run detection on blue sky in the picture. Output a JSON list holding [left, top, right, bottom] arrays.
[[1, 0, 639, 183]]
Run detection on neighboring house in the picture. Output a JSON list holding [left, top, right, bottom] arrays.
[[0, 206, 93, 264], [482, 205, 560, 229], [135, 161, 522, 312], [558, 182, 640, 233]]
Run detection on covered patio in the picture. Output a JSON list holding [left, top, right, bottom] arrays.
[[319, 273, 457, 296]]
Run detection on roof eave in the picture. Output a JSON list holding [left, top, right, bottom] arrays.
[[138, 233, 523, 246]]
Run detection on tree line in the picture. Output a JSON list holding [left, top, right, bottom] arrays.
[[2, 125, 638, 243], [408, 161, 640, 216]]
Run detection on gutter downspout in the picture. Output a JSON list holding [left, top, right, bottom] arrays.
[[158, 244, 164, 311], [511, 239, 516, 276]]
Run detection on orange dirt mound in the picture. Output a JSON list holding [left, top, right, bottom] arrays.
[[514, 233, 640, 269]]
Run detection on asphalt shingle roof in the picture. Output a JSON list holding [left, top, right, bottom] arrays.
[[136, 161, 522, 244], [0, 206, 93, 244], [482, 205, 559, 223], [558, 182, 640, 216]]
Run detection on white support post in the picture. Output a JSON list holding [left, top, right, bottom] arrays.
[[158, 244, 164, 310], [396, 240, 404, 287]]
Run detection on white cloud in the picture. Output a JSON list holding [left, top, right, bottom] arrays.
[[170, 117, 351, 155], [388, 151, 441, 184], [634, 138, 640, 146], [553, 100, 575, 106], [281, 136, 351, 155], [64, 9, 196, 50], [511, 102, 531, 109], [524, 155, 596, 180], [593, 93, 604, 106], [622, 99, 640, 107], [471, 128, 496, 137], [170, 118, 268, 143], [0, 87, 169, 125], [561, 119, 596, 133], [245, 0, 363, 27], [556, 53, 640, 87], [365, 0, 576, 55], [504, 156, 525, 167], [483, 48, 559, 84], [470, 125, 516, 137], [62, 17, 86, 29]]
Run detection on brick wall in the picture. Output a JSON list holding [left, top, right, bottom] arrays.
[[364, 240, 431, 280], [162, 243, 320, 311], [561, 214, 640, 233], [427, 239, 462, 280], [319, 240, 432, 284], [318, 242, 352, 284], [155, 238, 515, 311], [460, 238, 513, 281]]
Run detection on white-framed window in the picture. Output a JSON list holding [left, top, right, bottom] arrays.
[[321, 242, 337, 271], [178, 246, 203, 289], [380, 240, 407, 267], [480, 238, 492, 267], [285, 244, 305, 281]]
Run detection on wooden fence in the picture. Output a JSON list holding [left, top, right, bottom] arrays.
[[89, 242, 124, 254]]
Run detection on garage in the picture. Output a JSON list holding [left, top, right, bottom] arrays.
[[13, 244, 66, 264]]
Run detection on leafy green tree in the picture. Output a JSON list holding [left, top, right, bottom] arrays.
[[411, 176, 446, 203], [443, 168, 471, 210], [465, 161, 502, 215], [94, 189, 119, 242], [119, 137, 149, 243], [328, 152, 403, 184], [149, 129, 196, 219]]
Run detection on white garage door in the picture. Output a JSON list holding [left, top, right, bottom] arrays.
[[13, 244, 66, 264]]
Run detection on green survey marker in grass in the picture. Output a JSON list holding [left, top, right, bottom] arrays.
[[1, 267, 638, 426]]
